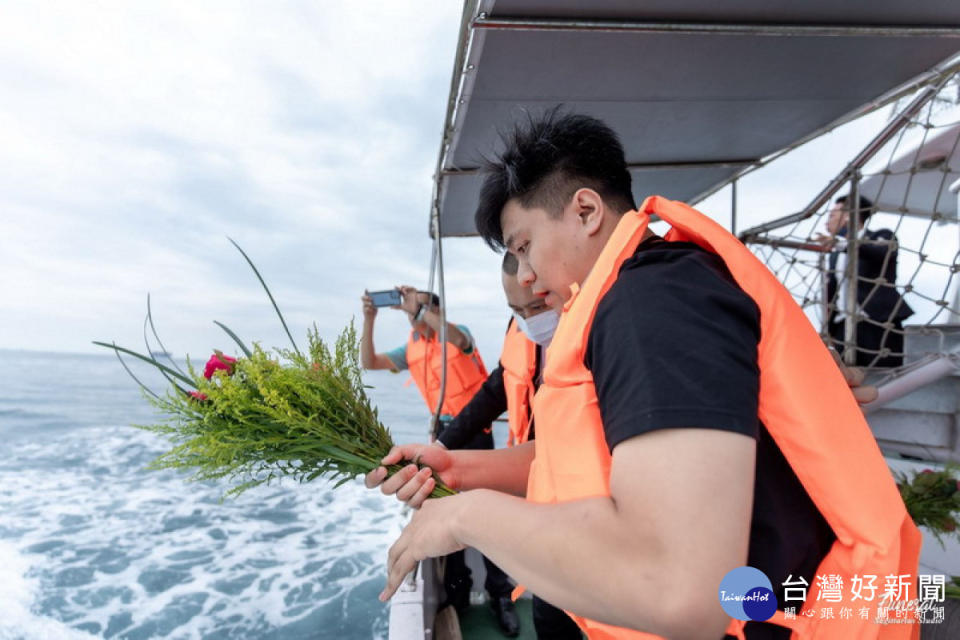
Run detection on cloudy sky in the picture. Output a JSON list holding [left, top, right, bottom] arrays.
[[1, 1, 951, 363]]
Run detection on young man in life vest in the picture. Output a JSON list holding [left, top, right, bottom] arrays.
[[367, 112, 918, 640], [359, 286, 517, 634]]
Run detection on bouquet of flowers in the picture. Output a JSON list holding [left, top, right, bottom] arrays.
[[95, 240, 454, 498], [895, 467, 960, 599], [896, 465, 960, 544]]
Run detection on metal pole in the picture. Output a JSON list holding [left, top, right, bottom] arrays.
[[731, 179, 738, 235], [472, 15, 960, 38], [431, 212, 449, 441], [819, 250, 830, 340], [843, 175, 862, 365]]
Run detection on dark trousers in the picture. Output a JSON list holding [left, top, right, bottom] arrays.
[[437, 425, 513, 602], [829, 317, 905, 367], [443, 548, 514, 599], [533, 595, 584, 639]]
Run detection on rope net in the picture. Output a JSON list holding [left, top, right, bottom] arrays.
[[748, 75, 960, 369]]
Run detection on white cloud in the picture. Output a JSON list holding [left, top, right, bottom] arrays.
[[0, 1, 479, 358], [1, 1, 954, 366]]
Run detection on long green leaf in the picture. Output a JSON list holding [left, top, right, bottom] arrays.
[[143, 310, 187, 394], [112, 344, 161, 399], [92, 341, 197, 387], [146, 293, 187, 377], [227, 237, 301, 358], [213, 320, 254, 358]]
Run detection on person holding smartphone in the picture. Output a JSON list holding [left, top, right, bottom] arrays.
[[359, 286, 519, 636]]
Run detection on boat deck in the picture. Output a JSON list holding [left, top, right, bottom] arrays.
[[460, 598, 537, 640]]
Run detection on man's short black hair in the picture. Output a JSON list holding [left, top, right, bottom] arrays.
[[475, 108, 637, 250], [835, 194, 876, 221], [417, 291, 441, 307]]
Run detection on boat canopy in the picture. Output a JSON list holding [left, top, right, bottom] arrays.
[[432, 0, 960, 237]]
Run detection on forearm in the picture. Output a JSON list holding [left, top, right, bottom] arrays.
[[449, 441, 533, 496], [455, 490, 726, 639], [360, 319, 377, 369], [421, 309, 469, 351]]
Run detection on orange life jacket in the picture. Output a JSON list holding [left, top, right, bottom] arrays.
[[405, 329, 488, 417], [526, 196, 921, 640], [500, 318, 538, 446]]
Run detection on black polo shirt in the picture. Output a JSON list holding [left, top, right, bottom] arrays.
[[585, 236, 835, 640]]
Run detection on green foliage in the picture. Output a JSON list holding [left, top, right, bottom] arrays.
[[896, 465, 960, 546], [136, 322, 455, 499]]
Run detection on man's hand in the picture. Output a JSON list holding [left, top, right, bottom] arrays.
[[813, 232, 837, 250], [380, 493, 470, 601], [362, 292, 377, 321], [829, 348, 879, 405], [365, 443, 458, 508], [396, 285, 421, 315]]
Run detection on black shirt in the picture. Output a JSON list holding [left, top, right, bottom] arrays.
[[437, 362, 507, 450], [585, 237, 835, 640]]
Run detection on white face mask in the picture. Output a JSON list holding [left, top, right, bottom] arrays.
[[514, 309, 560, 347]]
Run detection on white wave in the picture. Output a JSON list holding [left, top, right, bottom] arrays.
[[1, 425, 403, 638], [0, 540, 97, 640]]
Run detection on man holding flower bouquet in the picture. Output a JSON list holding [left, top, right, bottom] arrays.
[[367, 111, 920, 640]]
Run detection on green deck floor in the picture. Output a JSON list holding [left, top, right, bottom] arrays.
[[459, 598, 537, 640]]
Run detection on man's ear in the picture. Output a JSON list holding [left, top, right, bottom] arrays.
[[572, 188, 605, 237]]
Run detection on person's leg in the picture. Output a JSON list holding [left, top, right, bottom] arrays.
[[532, 595, 583, 639], [483, 555, 513, 597], [441, 550, 472, 614]]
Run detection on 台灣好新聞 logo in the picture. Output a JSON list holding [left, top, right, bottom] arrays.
[[718, 566, 778, 622]]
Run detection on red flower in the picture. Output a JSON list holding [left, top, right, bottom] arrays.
[[204, 352, 237, 379], [921, 469, 934, 474], [187, 390, 208, 401]]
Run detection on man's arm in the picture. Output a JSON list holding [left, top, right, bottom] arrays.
[[384, 429, 752, 639], [366, 440, 535, 506], [857, 228, 898, 265], [397, 285, 471, 352], [437, 364, 507, 449], [420, 308, 471, 352], [360, 293, 397, 370]]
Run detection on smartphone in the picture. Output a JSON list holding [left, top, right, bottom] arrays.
[[368, 289, 402, 307]]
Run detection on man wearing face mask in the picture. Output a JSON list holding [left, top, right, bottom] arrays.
[[433, 253, 580, 640], [436, 253, 556, 450]]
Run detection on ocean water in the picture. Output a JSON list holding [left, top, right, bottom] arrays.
[[0, 349, 440, 640]]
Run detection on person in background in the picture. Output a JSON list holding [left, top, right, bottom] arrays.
[[816, 194, 914, 367], [359, 286, 517, 636]]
